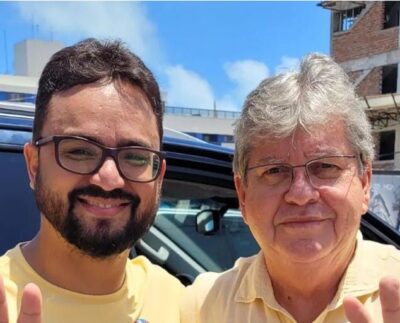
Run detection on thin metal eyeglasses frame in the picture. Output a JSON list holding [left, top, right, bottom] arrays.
[[35, 135, 166, 183], [246, 155, 357, 186]]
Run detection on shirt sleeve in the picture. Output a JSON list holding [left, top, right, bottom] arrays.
[[180, 272, 220, 323]]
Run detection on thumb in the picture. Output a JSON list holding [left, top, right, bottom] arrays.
[[17, 283, 42, 323]]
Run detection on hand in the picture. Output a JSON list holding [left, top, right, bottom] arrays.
[[0, 277, 42, 323], [344, 276, 400, 323]]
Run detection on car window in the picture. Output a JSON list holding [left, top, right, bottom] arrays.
[[155, 179, 260, 272], [370, 170, 400, 232], [0, 150, 39, 253], [0, 129, 31, 145]]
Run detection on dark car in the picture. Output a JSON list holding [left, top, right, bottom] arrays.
[[1, 102, 399, 285]]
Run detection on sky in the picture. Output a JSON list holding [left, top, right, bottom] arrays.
[[0, 1, 331, 111]]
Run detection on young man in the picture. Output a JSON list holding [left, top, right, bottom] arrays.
[[0, 38, 183, 323], [181, 53, 400, 323]]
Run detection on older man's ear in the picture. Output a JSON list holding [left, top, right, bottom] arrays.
[[234, 175, 249, 224], [360, 162, 372, 215]]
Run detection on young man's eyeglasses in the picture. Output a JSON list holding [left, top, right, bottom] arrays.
[[246, 155, 358, 190], [35, 136, 165, 183]]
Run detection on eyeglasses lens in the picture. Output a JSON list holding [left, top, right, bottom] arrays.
[[118, 149, 160, 182], [252, 156, 355, 189], [56, 138, 161, 182], [58, 138, 102, 174]]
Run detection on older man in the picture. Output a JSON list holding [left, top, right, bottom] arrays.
[[0, 38, 183, 323], [181, 53, 400, 322]]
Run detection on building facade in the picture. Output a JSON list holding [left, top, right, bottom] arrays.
[[320, 1, 400, 169]]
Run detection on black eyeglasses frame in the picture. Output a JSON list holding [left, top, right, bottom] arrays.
[[35, 135, 165, 183]]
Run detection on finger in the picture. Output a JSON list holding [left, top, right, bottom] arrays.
[[0, 277, 9, 323], [343, 295, 372, 323], [17, 283, 42, 323], [380, 276, 400, 323]]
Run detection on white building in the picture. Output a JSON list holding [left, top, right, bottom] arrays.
[[0, 39, 237, 147]]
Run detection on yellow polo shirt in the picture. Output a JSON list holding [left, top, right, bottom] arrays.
[[0, 244, 184, 323], [181, 236, 400, 323]]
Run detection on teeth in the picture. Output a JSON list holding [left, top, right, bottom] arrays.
[[86, 201, 121, 208]]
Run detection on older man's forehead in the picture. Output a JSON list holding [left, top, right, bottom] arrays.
[[248, 123, 353, 163]]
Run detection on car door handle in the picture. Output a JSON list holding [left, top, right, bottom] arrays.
[[137, 239, 170, 264]]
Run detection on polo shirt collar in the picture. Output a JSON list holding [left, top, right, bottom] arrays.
[[329, 234, 380, 309], [234, 251, 284, 311], [234, 233, 380, 311]]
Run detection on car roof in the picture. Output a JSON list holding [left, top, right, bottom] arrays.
[[0, 103, 233, 151]]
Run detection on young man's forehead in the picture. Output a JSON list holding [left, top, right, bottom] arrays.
[[40, 83, 160, 148], [51, 132, 154, 149]]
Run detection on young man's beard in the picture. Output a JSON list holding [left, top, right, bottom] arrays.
[[34, 171, 159, 259]]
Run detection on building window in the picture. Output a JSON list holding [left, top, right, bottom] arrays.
[[333, 6, 363, 32], [202, 134, 219, 144], [384, 1, 400, 29], [378, 131, 395, 160], [221, 135, 234, 143], [185, 133, 234, 146], [382, 64, 398, 94]]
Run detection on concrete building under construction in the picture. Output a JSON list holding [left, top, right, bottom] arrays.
[[320, 1, 400, 169]]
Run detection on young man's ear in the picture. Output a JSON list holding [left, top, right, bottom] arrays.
[[234, 174, 248, 224], [157, 159, 167, 191], [24, 142, 39, 190], [159, 159, 166, 182]]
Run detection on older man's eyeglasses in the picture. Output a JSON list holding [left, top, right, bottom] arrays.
[[35, 135, 165, 183], [246, 155, 357, 189]]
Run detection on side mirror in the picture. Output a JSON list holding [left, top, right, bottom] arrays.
[[195, 209, 220, 235]]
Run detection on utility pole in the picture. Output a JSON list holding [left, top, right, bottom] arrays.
[[213, 100, 217, 118], [3, 30, 8, 74]]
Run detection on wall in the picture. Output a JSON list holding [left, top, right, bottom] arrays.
[[355, 67, 382, 96], [332, 2, 399, 63], [14, 40, 64, 77], [164, 114, 235, 136]]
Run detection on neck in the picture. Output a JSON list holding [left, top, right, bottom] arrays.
[[22, 218, 129, 295], [265, 244, 355, 323]]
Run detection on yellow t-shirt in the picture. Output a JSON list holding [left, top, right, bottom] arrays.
[[0, 244, 184, 323], [181, 236, 400, 323]]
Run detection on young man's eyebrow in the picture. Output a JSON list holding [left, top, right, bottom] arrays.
[[64, 133, 152, 149]]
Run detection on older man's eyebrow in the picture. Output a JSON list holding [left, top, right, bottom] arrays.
[[304, 148, 347, 158], [255, 149, 349, 165], [255, 156, 286, 165]]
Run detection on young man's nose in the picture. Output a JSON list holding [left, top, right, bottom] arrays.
[[89, 157, 125, 191]]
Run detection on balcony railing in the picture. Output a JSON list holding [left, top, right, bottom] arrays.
[[165, 106, 240, 119]]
